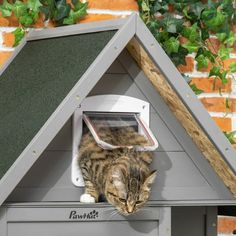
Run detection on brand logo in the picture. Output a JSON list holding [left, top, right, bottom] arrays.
[[69, 210, 99, 220]]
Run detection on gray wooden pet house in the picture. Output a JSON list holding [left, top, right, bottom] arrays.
[[0, 14, 236, 236]]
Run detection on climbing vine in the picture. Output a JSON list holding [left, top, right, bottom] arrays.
[[138, 0, 236, 93], [138, 0, 236, 144], [0, 0, 88, 45]]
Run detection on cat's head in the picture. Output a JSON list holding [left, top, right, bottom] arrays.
[[105, 164, 157, 215]]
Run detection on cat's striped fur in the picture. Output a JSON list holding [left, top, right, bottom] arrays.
[[78, 127, 157, 215]]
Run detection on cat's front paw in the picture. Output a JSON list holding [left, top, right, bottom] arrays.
[[80, 193, 96, 203]]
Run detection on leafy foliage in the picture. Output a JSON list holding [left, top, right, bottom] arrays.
[[0, 0, 88, 47], [138, 0, 236, 94], [224, 131, 236, 144], [0, 0, 88, 27], [12, 27, 25, 46]]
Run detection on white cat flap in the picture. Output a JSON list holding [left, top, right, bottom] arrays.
[[72, 95, 159, 187], [83, 112, 158, 151]]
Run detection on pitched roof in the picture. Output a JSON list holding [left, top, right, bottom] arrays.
[[0, 14, 235, 206]]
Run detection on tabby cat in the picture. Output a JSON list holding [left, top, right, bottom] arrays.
[[78, 126, 157, 215]]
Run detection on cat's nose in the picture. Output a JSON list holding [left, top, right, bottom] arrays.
[[127, 205, 134, 213]]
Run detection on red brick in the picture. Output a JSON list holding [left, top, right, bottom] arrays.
[[0, 52, 13, 66], [2, 32, 15, 48], [0, 12, 9, 26], [177, 57, 194, 73], [223, 58, 236, 70], [211, 117, 232, 132], [6, 13, 19, 27], [88, 0, 138, 11], [200, 97, 236, 113], [191, 77, 231, 93], [205, 38, 220, 54], [218, 216, 236, 234]]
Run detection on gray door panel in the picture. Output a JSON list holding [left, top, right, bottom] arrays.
[[8, 221, 158, 236]]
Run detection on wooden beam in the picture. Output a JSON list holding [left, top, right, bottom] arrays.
[[127, 37, 236, 197]]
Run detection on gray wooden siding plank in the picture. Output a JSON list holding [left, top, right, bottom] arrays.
[[150, 112, 182, 152], [46, 118, 72, 151], [6, 206, 160, 221], [119, 49, 233, 199], [106, 59, 127, 74], [8, 222, 158, 236], [8, 151, 219, 202]]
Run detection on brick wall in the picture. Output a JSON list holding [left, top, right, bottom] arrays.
[[178, 49, 236, 148], [1, 1, 236, 235], [218, 216, 236, 236]]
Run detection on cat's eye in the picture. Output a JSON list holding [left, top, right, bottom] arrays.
[[119, 198, 126, 203], [136, 201, 143, 205], [107, 192, 118, 198]]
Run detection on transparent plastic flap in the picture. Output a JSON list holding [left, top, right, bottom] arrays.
[[83, 112, 158, 151]]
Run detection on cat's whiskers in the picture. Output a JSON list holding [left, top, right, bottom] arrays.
[[105, 209, 119, 222]]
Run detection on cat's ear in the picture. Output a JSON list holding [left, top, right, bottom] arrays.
[[143, 170, 157, 189]]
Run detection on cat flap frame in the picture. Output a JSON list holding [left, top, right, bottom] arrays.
[[0, 13, 236, 206], [72, 95, 158, 186]]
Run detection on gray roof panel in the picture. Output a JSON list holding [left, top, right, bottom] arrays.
[[0, 30, 116, 179]]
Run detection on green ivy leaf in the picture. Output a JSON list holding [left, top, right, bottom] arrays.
[[200, 28, 210, 41], [13, 0, 27, 17], [163, 37, 180, 54], [27, 0, 42, 12], [202, 9, 228, 30], [229, 62, 236, 73], [224, 31, 236, 47], [190, 83, 204, 95], [0, 0, 13, 17], [195, 54, 208, 70], [63, 1, 87, 25], [150, 1, 162, 14], [224, 131, 236, 144], [39, 0, 55, 20], [182, 42, 199, 53], [12, 27, 25, 46], [221, 70, 228, 84], [162, 15, 183, 33], [218, 47, 232, 60], [209, 66, 228, 84], [54, 0, 71, 21], [216, 32, 227, 42], [171, 46, 188, 66], [191, 2, 205, 19], [19, 14, 34, 27], [141, 1, 150, 12], [182, 23, 199, 42], [209, 66, 221, 77]]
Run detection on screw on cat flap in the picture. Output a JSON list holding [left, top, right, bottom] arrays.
[[0, 14, 236, 236]]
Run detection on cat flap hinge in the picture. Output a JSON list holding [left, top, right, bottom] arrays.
[[83, 112, 158, 152]]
